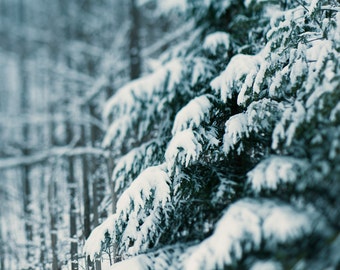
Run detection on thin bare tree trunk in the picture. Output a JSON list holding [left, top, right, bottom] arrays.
[[39, 169, 47, 270], [18, 1, 33, 260], [81, 118, 91, 240], [48, 178, 59, 270], [66, 122, 78, 270]]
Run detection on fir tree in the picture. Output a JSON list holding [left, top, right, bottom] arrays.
[[85, 0, 340, 269]]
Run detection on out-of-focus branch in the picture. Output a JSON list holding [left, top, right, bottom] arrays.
[[0, 147, 108, 170]]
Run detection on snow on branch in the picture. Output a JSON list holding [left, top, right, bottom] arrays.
[[210, 54, 262, 102], [84, 214, 117, 260], [165, 130, 203, 174], [184, 198, 320, 270], [115, 164, 171, 255], [250, 260, 283, 270], [223, 113, 249, 154], [103, 59, 183, 122], [203, 31, 230, 56], [109, 254, 152, 270], [112, 141, 163, 194], [247, 155, 309, 193], [102, 115, 132, 148], [223, 98, 284, 155], [172, 95, 214, 135], [189, 57, 215, 87], [117, 164, 170, 218]]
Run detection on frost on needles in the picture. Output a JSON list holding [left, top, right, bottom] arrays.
[[85, 0, 340, 269]]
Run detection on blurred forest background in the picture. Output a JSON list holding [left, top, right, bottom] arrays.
[[0, 0, 181, 269], [1, 1, 340, 270]]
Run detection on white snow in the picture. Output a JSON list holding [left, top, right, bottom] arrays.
[[223, 113, 249, 154], [103, 59, 183, 122], [106, 254, 151, 270], [247, 156, 308, 193], [210, 54, 262, 102], [172, 95, 213, 135], [285, 101, 305, 146], [190, 57, 215, 86], [203, 31, 230, 55], [308, 0, 319, 15], [117, 164, 170, 217], [184, 199, 318, 270], [165, 129, 202, 173], [84, 214, 117, 260], [112, 141, 160, 192], [157, 0, 187, 14], [102, 115, 132, 148], [250, 260, 283, 270]]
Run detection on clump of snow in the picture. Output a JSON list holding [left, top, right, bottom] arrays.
[[268, 65, 290, 98], [250, 260, 283, 270], [211, 54, 262, 102], [247, 98, 283, 133], [223, 99, 284, 155], [113, 164, 171, 255], [112, 141, 161, 193], [108, 254, 151, 270], [172, 95, 213, 135], [223, 113, 249, 154], [247, 156, 309, 193], [203, 31, 230, 55], [157, 0, 187, 14], [84, 214, 117, 260], [308, 0, 319, 16], [263, 205, 312, 247], [165, 129, 203, 173], [184, 199, 318, 270], [117, 164, 170, 217], [103, 59, 183, 122]]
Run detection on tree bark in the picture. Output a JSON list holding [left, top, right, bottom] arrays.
[[48, 179, 59, 270], [66, 122, 78, 270], [18, 0, 33, 260], [81, 108, 91, 240], [129, 0, 141, 80]]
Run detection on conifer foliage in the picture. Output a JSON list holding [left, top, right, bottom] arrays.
[[85, 0, 340, 269]]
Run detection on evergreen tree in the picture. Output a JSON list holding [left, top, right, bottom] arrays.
[[85, 0, 340, 269]]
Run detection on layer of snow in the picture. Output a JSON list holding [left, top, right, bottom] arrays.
[[172, 95, 213, 135], [250, 260, 283, 270], [84, 214, 117, 260], [166, 129, 202, 173], [184, 199, 318, 270], [116, 164, 170, 254], [211, 54, 262, 102], [223, 113, 249, 154], [112, 141, 161, 193], [117, 164, 170, 218], [203, 31, 230, 55], [247, 155, 308, 193], [106, 254, 151, 270], [103, 59, 183, 122]]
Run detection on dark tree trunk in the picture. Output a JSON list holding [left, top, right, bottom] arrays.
[[81, 109, 91, 240], [66, 122, 78, 270], [129, 0, 141, 80], [18, 0, 33, 260], [48, 179, 59, 270]]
